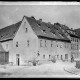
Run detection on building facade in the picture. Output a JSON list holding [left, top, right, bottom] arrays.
[[0, 16, 79, 65]]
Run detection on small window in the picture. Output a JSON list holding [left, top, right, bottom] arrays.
[[65, 54, 68, 59], [43, 30, 46, 32], [65, 43, 66, 48], [49, 55, 51, 59], [38, 23, 41, 26], [77, 39, 78, 42], [73, 38, 74, 41], [16, 42, 18, 47], [43, 55, 45, 59], [77, 45, 78, 50], [27, 40, 29, 47], [57, 44, 58, 47], [40, 40, 43, 47], [57, 55, 59, 58], [75, 38, 76, 42], [51, 41, 53, 47], [6, 44, 8, 49]]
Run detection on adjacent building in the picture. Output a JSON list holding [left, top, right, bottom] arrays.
[[54, 23, 80, 60]]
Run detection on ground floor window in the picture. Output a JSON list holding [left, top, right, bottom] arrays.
[[43, 55, 45, 59], [65, 54, 68, 59], [49, 55, 51, 59]]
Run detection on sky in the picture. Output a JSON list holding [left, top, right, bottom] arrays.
[[0, 2, 80, 29]]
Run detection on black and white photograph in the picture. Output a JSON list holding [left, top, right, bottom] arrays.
[[0, 1, 80, 78]]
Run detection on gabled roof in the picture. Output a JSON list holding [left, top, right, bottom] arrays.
[[0, 21, 22, 42], [26, 16, 70, 42], [55, 23, 80, 38], [0, 15, 71, 42], [25, 16, 59, 40]]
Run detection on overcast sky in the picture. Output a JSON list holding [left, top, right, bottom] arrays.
[[0, 2, 80, 29]]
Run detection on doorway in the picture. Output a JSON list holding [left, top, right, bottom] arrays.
[[16, 54, 20, 66]]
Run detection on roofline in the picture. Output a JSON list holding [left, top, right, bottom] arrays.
[[69, 34, 80, 38], [0, 39, 13, 42], [38, 35, 71, 43]]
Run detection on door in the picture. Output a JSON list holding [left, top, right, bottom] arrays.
[[16, 54, 20, 66]]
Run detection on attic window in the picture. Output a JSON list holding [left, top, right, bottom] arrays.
[[6, 33, 8, 35], [1, 35, 3, 38], [14, 31, 16, 34], [38, 23, 41, 26], [43, 30, 46, 32], [48, 26, 50, 28], [41, 29, 46, 34]]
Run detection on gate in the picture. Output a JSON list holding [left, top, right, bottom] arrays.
[[0, 52, 9, 65]]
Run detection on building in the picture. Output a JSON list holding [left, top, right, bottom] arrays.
[[55, 23, 80, 60], [0, 16, 77, 66]]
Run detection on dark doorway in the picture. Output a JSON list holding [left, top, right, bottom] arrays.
[[16, 54, 20, 66]]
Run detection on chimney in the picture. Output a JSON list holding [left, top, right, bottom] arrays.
[[39, 19, 42, 22], [31, 16, 35, 19]]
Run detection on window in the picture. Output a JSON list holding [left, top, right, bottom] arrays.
[[51, 41, 53, 47], [71, 44, 72, 49], [75, 38, 76, 42], [43, 55, 45, 59], [65, 54, 68, 59], [26, 28, 27, 32], [57, 55, 59, 58], [57, 44, 58, 47], [49, 55, 51, 59], [77, 45, 78, 50], [6, 44, 8, 49], [40, 40, 42, 47], [16, 42, 18, 47], [77, 39, 78, 42], [27, 40, 29, 47], [73, 38, 74, 41]]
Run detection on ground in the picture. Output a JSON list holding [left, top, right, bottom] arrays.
[[0, 60, 80, 78]]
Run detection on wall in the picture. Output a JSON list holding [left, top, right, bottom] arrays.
[[37, 38, 71, 61]]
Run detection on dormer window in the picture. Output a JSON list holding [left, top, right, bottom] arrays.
[[38, 22, 41, 26], [43, 30, 46, 33], [1, 35, 3, 37]]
